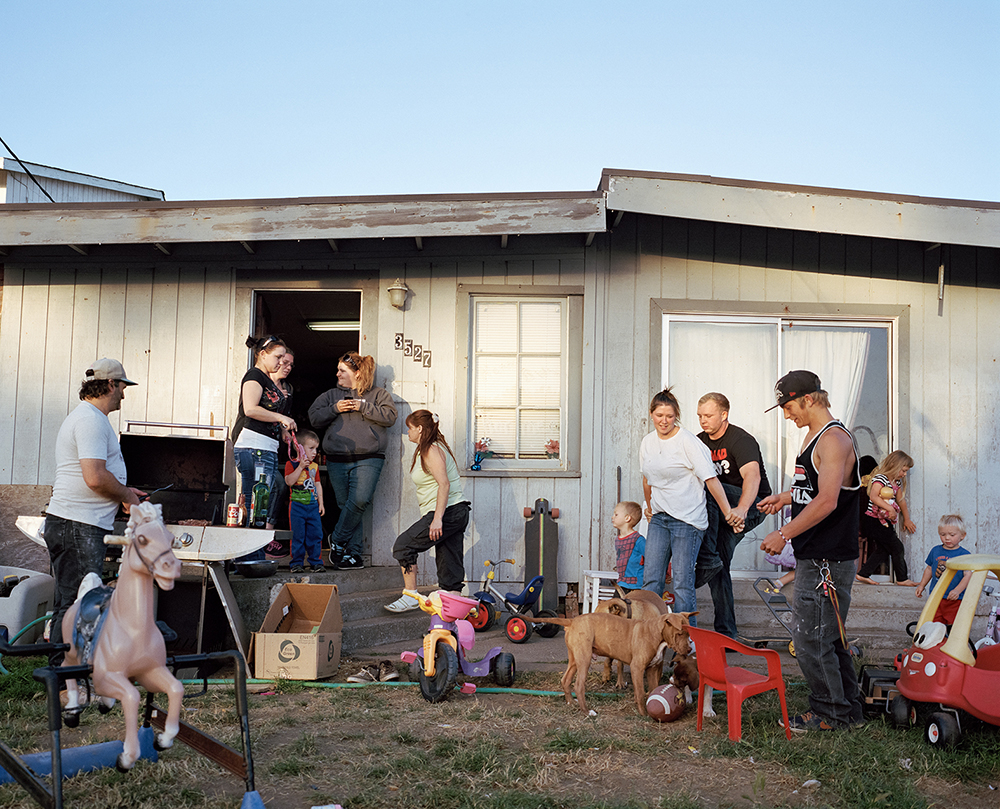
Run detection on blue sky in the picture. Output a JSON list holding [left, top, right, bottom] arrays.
[[4, 1, 997, 202]]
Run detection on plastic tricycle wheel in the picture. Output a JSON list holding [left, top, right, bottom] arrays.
[[492, 651, 516, 686], [419, 643, 459, 703], [468, 600, 498, 632], [504, 613, 533, 644], [890, 695, 917, 728], [788, 640, 795, 657], [925, 711, 961, 747], [532, 609, 560, 638]]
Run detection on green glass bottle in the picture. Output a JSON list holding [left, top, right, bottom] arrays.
[[249, 472, 269, 529]]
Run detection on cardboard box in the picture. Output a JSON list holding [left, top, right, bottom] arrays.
[[252, 583, 343, 680]]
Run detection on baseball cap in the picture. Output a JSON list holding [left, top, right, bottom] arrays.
[[84, 358, 137, 386], [765, 370, 821, 412]]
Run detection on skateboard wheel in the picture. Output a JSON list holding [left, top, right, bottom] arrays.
[[523, 507, 533, 518], [550, 508, 559, 519]]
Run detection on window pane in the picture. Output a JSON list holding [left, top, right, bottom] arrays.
[[520, 302, 562, 353], [518, 410, 560, 458], [474, 410, 515, 457], [475, 356, 517, 407], [519, 356, 561, 407], [476, 301, 517, 352]]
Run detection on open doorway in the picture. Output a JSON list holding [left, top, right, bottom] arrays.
[[253, 290, 362, 427], [253, 290, 362, 535]]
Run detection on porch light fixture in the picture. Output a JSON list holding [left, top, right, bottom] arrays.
[[387, 279, 409, 309], [306, 321, 361, 332]]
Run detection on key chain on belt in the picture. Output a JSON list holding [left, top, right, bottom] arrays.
[[817, 560, 849, 649]]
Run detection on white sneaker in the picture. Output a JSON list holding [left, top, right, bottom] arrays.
[[384, 593, 420, 613]]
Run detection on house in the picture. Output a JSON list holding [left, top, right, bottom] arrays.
[[0, 158, 165, 204], [1, 169, 997, 592]]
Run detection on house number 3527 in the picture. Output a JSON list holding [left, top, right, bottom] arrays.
[[394, 333, 431, 367]]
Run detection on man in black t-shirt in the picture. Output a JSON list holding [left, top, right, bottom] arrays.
[[695, 392, 771, 638]]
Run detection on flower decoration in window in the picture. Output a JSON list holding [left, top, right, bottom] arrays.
[[544, 439, 560, 459], [471, 437, 492, 470]]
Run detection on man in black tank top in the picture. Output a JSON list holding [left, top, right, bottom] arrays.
[[757, 371, 864, 732]]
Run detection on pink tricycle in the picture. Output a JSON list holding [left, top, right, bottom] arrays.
[[400, 590, 516, 703]]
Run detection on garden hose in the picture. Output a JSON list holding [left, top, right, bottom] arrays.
[[0, 613, 52, 675]]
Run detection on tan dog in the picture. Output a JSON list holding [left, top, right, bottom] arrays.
[[532, 611, 696, 715], [595, 593, 671, 687]]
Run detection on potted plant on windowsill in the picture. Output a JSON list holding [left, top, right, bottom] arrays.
[[471, 437, 492, 470]]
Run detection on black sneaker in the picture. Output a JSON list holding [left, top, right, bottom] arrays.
[[289, 565, 306, 573], [327, 536, 345, 567], [337, 554, 365, 570], [310, 564, 326, 573]]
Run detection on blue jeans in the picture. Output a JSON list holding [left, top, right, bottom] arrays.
[[697, 481, 766, 638], [792, 558, 864, 727], [327, 458, 384, 557], [290, 500, 324, 568], [234, 447, 279, 561], [43, 514, 108, 664], [641, 512, 703, 622]]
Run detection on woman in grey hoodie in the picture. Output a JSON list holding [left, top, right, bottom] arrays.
[[308, 352, 398, 568]]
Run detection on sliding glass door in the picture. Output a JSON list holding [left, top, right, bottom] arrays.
[[663, 314, 892, 572]]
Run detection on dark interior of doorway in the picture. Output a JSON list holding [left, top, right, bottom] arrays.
[[254, 290, 362, 536]]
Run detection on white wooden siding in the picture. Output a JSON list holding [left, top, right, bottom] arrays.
[[1, 171, 160, 204], [1, 222, 995, 594]]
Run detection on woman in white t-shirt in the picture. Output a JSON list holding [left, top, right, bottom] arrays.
[[640, 387, 739, 620]]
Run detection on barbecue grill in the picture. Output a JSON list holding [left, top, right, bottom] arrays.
[[17, 421, 275, 663], [119, 420, 236, 524]]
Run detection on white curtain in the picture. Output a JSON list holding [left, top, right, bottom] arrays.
[[780, 326, 871, 489], [666, 320, 779, 571], [664, 318, 873, 572]]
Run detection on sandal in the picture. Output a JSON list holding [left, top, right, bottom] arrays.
[[384, 593, 420, 613]]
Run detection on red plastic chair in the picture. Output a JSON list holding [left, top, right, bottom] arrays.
[[687, 625, 792, 741]]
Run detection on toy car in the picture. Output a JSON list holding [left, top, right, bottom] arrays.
[[891, 553, 1000, 747]]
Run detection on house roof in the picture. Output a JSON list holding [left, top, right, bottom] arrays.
[[602, 169, 1000, 249], [0, 159, 166, 202], [0, 189, 606, 250], [0, 169, 997, 253]]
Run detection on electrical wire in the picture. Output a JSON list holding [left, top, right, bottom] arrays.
[[0, 134, 56, 203]]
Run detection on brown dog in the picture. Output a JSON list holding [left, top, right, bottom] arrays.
[[532, 611, 695, 715], [669, 652, 699, 704], [595, 593, 671, 687]]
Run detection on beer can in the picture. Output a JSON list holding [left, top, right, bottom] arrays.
[[226, 503, 241, 527]]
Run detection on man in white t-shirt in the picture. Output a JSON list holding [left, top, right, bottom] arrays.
[[43, 359, 145, 662]]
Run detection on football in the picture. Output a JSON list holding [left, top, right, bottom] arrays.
[[646, 683, 685, 722]]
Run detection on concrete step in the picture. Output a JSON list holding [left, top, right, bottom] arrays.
[[342, 607, 431, 652], [693, 578, 972, 655], [339, 587, 431, 651]]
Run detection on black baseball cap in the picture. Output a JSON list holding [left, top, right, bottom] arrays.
[[765, 370, 821, 412]]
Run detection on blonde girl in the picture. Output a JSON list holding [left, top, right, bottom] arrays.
[[856, 450, 917, 585]]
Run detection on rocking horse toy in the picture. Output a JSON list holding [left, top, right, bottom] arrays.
[[61, 501, 185, 772]]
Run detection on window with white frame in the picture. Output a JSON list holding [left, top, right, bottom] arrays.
[[470, 297, 566, 468]]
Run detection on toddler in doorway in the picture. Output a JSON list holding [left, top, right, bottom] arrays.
[[915, 514, 972, 627], [613, 501, 645, 592], [285, 430, 326, 573]]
